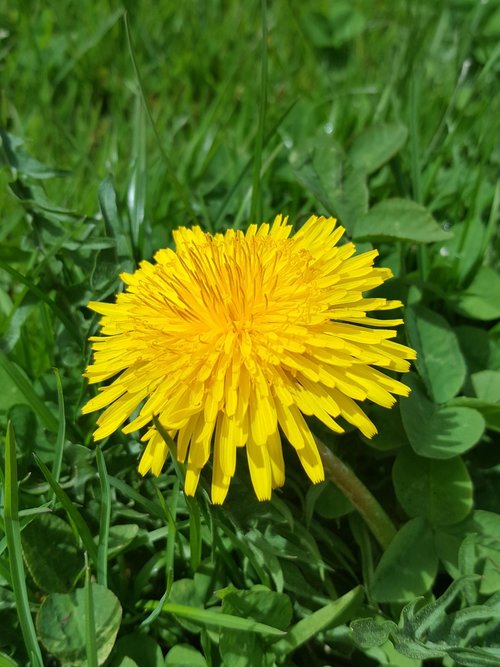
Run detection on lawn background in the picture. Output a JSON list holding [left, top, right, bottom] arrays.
[[1, 1, 500, 666]]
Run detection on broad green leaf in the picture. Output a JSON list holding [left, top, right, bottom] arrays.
[[405, 305, 466, 403], [115, 659, 138, 667], [449, 396, 500, 432], [36, 583, 122, 667], [393, 448, 473, 526], [371, 518, 438, 602], [111, 633, 164, 667], [353, 198, 452, 243], [471, 370, 500, 403], [165, 645, 207, 667], [306, 482, 353, 520], [22, 513, 84, 593], [456, 325, 491, 373], [400, 374, 485, 458], [349, 123, 408, 174], [453, 266, 500, 321]]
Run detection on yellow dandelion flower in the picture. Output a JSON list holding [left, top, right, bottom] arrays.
[[83, 215, 416, 503]]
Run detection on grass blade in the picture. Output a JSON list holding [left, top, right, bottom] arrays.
[[153, 601, 285, 636], [124, 13, 201, 228], [274, 586, 363, 656], [4, 423, 44, 667], [96, 447, 111, 587], [0, 350, 58, 433], [84, 556, 99, 667], [34, 454, 98, 565], [50, 368, 66, 505], [0, 260, 82, 346], [249, 0, 268, 225]]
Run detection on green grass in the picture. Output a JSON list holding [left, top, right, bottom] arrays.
[[1, 1, 500, 666]]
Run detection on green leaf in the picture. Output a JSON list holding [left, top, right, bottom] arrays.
[[0, 350, 58, 433], [471, 370, 500, 403], [452, 266, 500, 321], [460, 511, 500, 595], [111, 633, 164, 667], [107, 524, 140, 558], [405, 305, 466, 403], [371, 518, 438, 602], [349, 123, 408, 174], [353, 198, 452, 243], [220, 585, 292, 631], [165, 645, 207, 667], [22, 513, 84, 593], [393, 448, 473, 526], [449, 396, 500, 433], [400, 374, 485, 458], [155, 602, 285, 637], [306, 482, 353, 521], [217, 585, 292, 667], [350, 617, 396, 649], [36, 583, 122, 667], [274, 586, 363, 655]]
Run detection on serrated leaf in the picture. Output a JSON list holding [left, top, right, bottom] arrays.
[[393, 448, 473, 526], [353, 198, 452, 243], [371, 518, 437, 602], [350, 618, 396, 649], [400, 374, 485, 458], [405, 305, 466, 403], [349, 123, 408, 174], [37, 583, 122, 667]]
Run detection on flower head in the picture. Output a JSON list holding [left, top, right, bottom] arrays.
[[83, 215, 415, 503]]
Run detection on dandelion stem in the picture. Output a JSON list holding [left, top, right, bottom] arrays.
[[315, 437, 397, 550]]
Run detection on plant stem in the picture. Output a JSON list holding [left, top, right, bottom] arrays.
[[315, 437, 397, 550]]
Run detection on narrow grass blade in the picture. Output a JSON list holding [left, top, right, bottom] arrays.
[[108, 475, 164, 520], [214, 99, 296, 228], [408, 74, 428, 280], [186, 496, 202, 572], [153, 602, 285, 636], [274, 586, 363, 656], [84, 556, 99, 667], [0, 350, 58, 433], [96, 447, 111, 587], [128, 95, 147, 258], [249, 0, 268, 225], [34, 454, 98, 564], [4, 423, 44, 667], [50, 368, 66, 505], [124, 13, 201, 228], [0, 260, 82, 346]]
